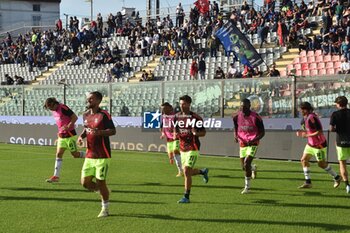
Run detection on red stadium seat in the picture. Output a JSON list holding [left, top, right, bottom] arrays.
[[293, 57, 300, 64], [309, 63, 317, 70], [302, 70, 310, 76], [334, 62, 342, 69], [307, 56, 315, 63], [315, 50, 322, 56], [324, 55, 332, 62], [300, 57, 307, 63], [294, 63, 301, 70], [300, 50, 307, 57], [326, 62, 334, 69], [317, 62, 325, 69], [287, 64, 294, 71], [301, 63, 309, 70], [332, 55, 340, 62], [307, 51, 315, 57], [316, 55, 323, 62], [326, 68, 335, 75], [310, 69, 318, 76], [318, 69, 326, 75], [296, 70, 302, 76], [279, 69, 287, 77]]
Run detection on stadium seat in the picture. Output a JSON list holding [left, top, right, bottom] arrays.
[[326, 68, 335, 75], [309, 63, 317, 70], [302, 70, 310, 76], [334, 62, 341, 69], [307, 51, 314, 57], [317, 62, 325, 69], [315, 55, 323, 62], [307, 56, 315, 63], [279, 69, 287, 77], [326, 62, 334, 69], [315, 50, 322, 56], [324, 55, 332, 62], [332, 55, 340, 62], [310, 69, 318, 76], [300, 57, 307, 63], [301, 63, 308, 71]]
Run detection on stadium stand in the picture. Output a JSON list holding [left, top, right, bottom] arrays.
[[1, 0, 350, 118]]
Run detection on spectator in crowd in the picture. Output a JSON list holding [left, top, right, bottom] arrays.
[[14, 75, 24, 85], [198, 57, 206, 80], [252, 67, 263, 78], [259, 24, 270, 48], [208, 35, 218, 57], [176, 3, 185, 27], [5, 74, 14, 85], [339, 56, 350, 74], [140, 70, 148, 81], [103, 70, 113, 83], [214, 66, 225, 79], [227, 63, 239, 78], [190, 59, 198, 79], [268, 64, 280, 77]]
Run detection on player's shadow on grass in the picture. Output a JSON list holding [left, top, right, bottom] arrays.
[[118, 213, 350, 231], [3, 187, 179, 195], [241, 199, 350, 210], [117, 182, 273, 191], [2, 187, 86, 192], [0, 195, 166, 204]]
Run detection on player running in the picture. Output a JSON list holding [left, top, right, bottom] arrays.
[[160, 102, 183, 177], [233, 98, 265, 194], [175, 95, 209, 204], [296, 102, 341, 189], [44, 97, 85, 183], [78, 91, 116, 218], [330, 96, 350, 193]]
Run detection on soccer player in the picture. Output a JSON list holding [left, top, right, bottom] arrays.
[[44, 97, 85, 183], [233, 98, 265, 194], [77, 91, 116, 218], [174, 95, 209, 203], [330, 96, 350, 193], [296, 102, 341, 189], [160, 102, 183, 177]]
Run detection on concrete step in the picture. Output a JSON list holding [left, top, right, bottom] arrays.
[[31, 61, 66, 85], [289, 48, 299, 53], [275, 60, 292, 66], [282, 54, 298, 59]]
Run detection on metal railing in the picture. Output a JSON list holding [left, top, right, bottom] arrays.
[[0, 75, 349, 118]]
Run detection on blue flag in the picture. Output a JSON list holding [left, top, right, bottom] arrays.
[[216, 21, 263, 69]]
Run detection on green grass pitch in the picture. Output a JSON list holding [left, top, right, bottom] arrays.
[[0, 143, 349, 233]]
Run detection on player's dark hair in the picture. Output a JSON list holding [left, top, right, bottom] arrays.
[[179, 95, 192, 104], [300, 102, 314, 111], [90, 91, 103, 101], [241, 98, 251, 105], [335, 96, 348, 107], [161, 102, 172, 108], [44, 97, 59, 109]]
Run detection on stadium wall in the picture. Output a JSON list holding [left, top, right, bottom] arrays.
[[0, 123, 339, 163]]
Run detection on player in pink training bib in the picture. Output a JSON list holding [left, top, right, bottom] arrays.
[[44, 97, 85, 183], [233, 98, 265, 194], [296, 102, 341, 189], [160, 102, 183, 177]]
